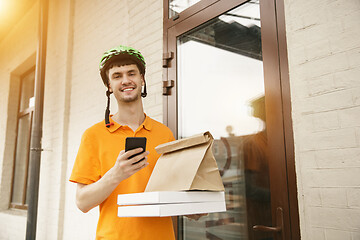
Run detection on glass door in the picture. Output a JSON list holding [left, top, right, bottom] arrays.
[[164, 0, 299, 239], [177, 2, 271, 239]]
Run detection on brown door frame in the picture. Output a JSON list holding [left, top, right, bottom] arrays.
[[163, 0, 300, 239]]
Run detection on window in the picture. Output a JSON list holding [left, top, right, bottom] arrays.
[[10, 68, 35, 210]]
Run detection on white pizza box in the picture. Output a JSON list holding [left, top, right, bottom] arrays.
[[117, 191, 225, 205], [117, 201, 227, 217]]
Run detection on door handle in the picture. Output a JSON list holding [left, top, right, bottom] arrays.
[[253, 207, 285, 240]]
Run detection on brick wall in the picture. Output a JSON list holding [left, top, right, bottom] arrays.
[[284, 0, 360, 239], [36, 0, 75, 239], [0, 2, 38, 239], [0, 0, 164, 239], [36, 0, 164, 239], [49, 0, 164, 239]]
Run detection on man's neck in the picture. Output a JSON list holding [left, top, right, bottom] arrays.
[[112, 100, 145, 132]]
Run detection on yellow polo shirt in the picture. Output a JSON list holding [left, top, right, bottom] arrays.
[[70, 115, 175, 240]]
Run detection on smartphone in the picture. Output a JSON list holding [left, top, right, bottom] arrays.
[[125, 137, 147, 164]]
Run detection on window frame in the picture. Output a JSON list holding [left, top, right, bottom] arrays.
[[9, 67, 35, 210]]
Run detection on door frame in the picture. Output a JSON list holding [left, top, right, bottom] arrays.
[[162, 0, 299, 239]]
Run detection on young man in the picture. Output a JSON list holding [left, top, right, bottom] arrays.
[[69, 45, 176, 239]]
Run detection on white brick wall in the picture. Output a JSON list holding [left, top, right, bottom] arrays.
[[0, 210, 27, 240], [0, 0, 164, 239], [0, 1, 38, 239], [43, 0, 164, 239], [36, 0, 75, 239], [284, 0, 360, 239], [64, 0, 164, 239]]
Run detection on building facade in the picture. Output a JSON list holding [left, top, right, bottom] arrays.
[[0, 0, 359, 239]]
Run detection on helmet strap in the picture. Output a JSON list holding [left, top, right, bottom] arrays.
[[141, 75, 147, 98], [105, 90, 112, 127], [141, 82, 147, 98]]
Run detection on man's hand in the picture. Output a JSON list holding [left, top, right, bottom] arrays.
[[185, 213, 208, 221], [108, 148, 149, 184], [76, 148, 149, 213]]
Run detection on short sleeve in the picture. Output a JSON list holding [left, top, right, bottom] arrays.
[[69, 129, 101, 185]]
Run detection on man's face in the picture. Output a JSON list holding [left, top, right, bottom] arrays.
[[107, 64, 144, 103]]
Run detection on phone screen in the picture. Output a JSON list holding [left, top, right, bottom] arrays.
[[125, 137, 147, 164]]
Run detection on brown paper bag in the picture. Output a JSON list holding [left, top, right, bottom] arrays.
[[145, 131, 225, 192]]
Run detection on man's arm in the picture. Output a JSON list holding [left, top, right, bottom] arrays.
[[76, 148, 149, 213]]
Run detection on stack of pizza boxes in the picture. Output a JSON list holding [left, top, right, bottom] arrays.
[[117, 132, 226, 217]]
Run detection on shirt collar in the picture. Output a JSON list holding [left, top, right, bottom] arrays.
[[106, 114, 152, 133], [141, 114, 152, 131]]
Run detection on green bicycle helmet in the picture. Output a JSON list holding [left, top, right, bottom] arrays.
[[99, 45, 147, 127]]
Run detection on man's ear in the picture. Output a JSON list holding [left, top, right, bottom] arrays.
[[107, 83, 113, 93], [141, 74, 145, 86]]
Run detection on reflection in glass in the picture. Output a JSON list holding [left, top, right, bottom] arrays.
[[177, 1, 272, 239], [169, 0, 201, 18]]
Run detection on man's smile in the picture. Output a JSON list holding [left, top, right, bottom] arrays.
[[121, 86, 135, 92]]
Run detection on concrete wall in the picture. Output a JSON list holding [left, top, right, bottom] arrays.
[[284, 0, 360, 239]]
